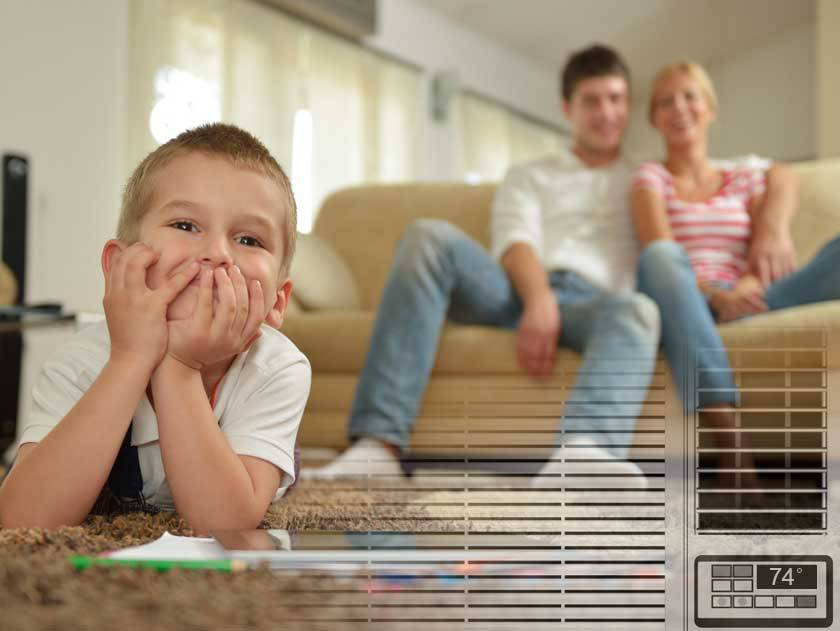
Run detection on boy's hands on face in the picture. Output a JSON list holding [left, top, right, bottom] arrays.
[[166, 263, 266, 371], [103, 242, 200, 371]]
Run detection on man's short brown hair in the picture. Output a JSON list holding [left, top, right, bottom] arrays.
[[119, 123, 297, 277], [560, 44, 631, 101]]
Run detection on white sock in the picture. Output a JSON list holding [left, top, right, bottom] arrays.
[[530, 436, 649, 489], [300, 438, 403, 480]]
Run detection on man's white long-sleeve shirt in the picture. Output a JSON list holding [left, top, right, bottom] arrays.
[[490, 146, 638, 293]]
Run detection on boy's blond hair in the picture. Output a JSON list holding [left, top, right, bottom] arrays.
[[119, 123, 297, 277], [648, 61, 718, 124]]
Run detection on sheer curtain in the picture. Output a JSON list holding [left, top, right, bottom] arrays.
[[127, 0, 421, 231], [457, 92, 567, 183]]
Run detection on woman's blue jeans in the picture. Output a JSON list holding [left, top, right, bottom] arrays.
[[348, 219, 661, 459], [637, 236, 840, 412]]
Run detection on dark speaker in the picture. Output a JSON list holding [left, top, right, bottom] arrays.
[[1, 153, 28, 458], [0, 332, 22, 457], [3, 154, 28, 305]]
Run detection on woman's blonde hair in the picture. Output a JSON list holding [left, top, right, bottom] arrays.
[[648, 62, 718, 124], [119, 123, 297, 277]]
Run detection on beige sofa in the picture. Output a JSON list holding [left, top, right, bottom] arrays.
[[284, 160, 840, 455]]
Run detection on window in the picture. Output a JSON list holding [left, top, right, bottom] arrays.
[[457, 91, 567, 183], [128, 0, 421, 231]]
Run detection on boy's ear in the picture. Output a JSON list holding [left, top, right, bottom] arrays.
[[101, 239, 126, 276], [265, 279, 293, 329]]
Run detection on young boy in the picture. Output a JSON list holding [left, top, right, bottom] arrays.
[[0, 123, 309, 533]]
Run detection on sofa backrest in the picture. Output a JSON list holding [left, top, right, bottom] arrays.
[[313, 183, 496, 309], [313, 160, 840, 310], [790, 159, 840, 265]]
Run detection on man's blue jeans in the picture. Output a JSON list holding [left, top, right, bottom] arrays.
[[348, 219, 661, 459], [637, 236, 840, 411]]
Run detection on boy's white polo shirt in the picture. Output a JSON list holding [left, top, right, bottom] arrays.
[[18, 321, 310, 508]]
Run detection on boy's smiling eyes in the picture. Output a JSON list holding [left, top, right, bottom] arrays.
[[170, 220, 198, 232], [167, 219, 266, 249], [235, 235, 263, 248]]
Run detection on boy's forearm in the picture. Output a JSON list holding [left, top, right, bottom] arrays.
[[0, 358, 149, 528], [151, 357, 265, 533]]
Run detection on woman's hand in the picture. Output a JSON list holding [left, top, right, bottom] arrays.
[[709, 275, 768, 323], [749, 224, 796, 287]]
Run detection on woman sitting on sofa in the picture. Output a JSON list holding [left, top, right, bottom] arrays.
[[631, 61, 840, 482]]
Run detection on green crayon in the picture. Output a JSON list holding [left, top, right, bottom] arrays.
[[69, 556, 249, 572]]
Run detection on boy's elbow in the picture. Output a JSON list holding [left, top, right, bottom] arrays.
[[0, 490, 85, 529], [189, 516, 262, 537], [0, 492, 25, 528], [0, 505, 80, 530], [187, 505, 266, 536]]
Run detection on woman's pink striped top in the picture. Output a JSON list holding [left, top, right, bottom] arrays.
[[632, 162, 766, 287]]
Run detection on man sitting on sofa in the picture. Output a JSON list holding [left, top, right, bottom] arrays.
[[302, 44, 796, 485]]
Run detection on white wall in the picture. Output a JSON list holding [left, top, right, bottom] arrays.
[[625, 21, 815, 163], [709, 21, 815, 161], [0, 0, 129, 312], [817, 0, 840, 158]]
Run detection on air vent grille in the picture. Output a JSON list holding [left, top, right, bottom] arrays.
[[300, 370, 667, 627], [695, 329, 827, 533]]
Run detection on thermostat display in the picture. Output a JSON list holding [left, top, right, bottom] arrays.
[[695, 555, 832, 628], [756, 564, 817, 590]]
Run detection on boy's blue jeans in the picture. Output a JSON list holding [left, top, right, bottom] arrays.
[[637, 236, 840, 411], [348, 219, 660, 459]]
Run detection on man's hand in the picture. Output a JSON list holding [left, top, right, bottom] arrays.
[[103, 242, 199, 372], [748, 225, 796, 288], [710, 275, 768, 323], [167, 264, 266, 370], [516, 290, 561, 378]]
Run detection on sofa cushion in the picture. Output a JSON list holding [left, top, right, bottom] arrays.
[[284, 310, 581, 374], [289, 232, 361, 310], [718, 301, 840, 368], [284, 301, 840, 374]]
